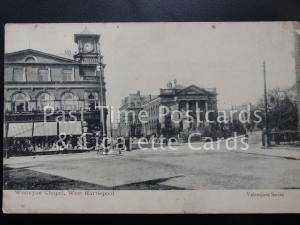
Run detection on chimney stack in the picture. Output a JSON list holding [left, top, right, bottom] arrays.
[[174, 79, 177, 88]]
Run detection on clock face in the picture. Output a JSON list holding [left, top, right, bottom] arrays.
[[83, 42, 94, 53]]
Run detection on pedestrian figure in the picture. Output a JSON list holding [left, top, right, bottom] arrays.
[[116, 137, 123, 155], [103, 136, 110, 155], [244, 132, 249, 144], [262, 128, 266, 147]]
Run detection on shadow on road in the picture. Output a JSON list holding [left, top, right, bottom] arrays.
[[113, 175, 186, 190], [3, 167, 186, 190]]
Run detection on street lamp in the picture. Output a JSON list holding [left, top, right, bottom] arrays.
[[263, 61, 270, 148]]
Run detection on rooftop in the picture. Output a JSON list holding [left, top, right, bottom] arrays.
[[79, 26, 94, 35], [74, 27, 100, 43]]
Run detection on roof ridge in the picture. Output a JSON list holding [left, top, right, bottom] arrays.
[[5, 48, 78, 63]]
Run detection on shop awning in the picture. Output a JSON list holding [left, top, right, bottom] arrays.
[[33, 122, 57, 137], [59, 121, 82, 135], [7, 123, 33, 138]]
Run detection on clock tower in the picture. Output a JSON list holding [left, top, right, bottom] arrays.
[[74, 27, 106, 104], [74, 27, 107, 135], [74, 27, 105, 77]]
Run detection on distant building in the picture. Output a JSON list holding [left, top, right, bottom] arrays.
[[4, 28, 107, 152], [119, 90, 149, 137]]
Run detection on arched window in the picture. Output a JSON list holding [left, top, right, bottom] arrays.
[[37, 93, 54, 111], [12, 93, 29, 112], [25, 56, 37, 63], [84, 92, 99, 111], [88, 94, 95, 110], [62, 92, 79, 111]]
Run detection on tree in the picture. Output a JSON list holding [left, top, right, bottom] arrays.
[[256, 87, 299, 131]]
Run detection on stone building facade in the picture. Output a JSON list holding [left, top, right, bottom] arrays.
[[141, 81, 218, 138], [119, 80, 218, 138], [119, 91, 150, 137], [4, 28, 107, 150]]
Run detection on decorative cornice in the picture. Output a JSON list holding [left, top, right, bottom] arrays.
[[5, 49, 79, 64]]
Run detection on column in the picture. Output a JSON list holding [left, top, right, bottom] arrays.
[[205, 101, 209, 127], [195, 101, 199, 129], [4, 102, 11, 112], [186, 101, 190, 129], [174, 101, 180, 128], [205, 101, 208, 112]]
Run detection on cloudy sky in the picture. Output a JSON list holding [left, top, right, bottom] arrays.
[[5, 22, 298, 110]]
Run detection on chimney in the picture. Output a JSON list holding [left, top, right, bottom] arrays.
[[65, 49, 72, 56], [167, 81, 172, 89], [149, 94, 152, 100], [174, 79, 177, 88]]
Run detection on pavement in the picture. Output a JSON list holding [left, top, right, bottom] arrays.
[[4, 131, 300, 166], [236, 146, 300, 160], [4, 151, 103, 166], [235, 132, 300, 160], [3, 131, 300, 190]]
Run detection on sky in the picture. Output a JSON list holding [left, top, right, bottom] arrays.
[[5, 22, 298, 111]]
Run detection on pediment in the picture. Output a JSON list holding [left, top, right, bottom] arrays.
[[177, 85, 211, 96], [5, 49, 78, 64]]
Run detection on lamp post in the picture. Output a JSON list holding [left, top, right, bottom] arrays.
[[263, 61, 270, 147], [97, 43, 106, 138], [109, 106, 113, 138], [4, 121, 8, 159]]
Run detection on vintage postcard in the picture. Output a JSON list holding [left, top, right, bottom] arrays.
[[3, 22, 300, 213]]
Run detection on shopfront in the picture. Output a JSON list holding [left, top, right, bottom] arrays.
[[5, 121, 84, 155], [33, 122, 58, 151], [6, 122, 34, 155]]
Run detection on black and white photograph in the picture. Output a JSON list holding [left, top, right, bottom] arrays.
[[2, 22, 300, 213]]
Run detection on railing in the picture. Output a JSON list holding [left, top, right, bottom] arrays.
[[5, 109, 101, 114], [4, 109, 101, 122], [269, 130, 300, 144], [160, 89, 175, 95]]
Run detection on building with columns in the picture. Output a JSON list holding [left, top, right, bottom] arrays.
[[4, 28, 107, 152], [120, 80, 218, 138]]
